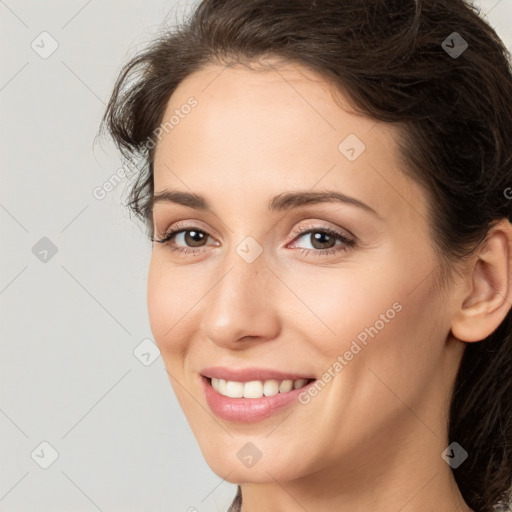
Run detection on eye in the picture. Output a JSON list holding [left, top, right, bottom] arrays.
[[152, 222, 356, 258], [151, 221, 217, 255], [165, 228, 207, 247], [288, 226, 356, 257]]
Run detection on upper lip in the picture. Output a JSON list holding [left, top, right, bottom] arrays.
[[201, 366, 316, 382]]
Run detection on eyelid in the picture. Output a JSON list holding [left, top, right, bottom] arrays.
[[153, 219, 216, 242], [153, 220, 356, 256], [154, 220, 352, 242], [286, 221, 355, 245]]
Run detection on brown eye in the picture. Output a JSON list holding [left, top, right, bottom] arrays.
[[308, 231, 337, 250], [289, 226, 356, 257], [182, 230, 207, 247], [154, 227, 211, 248]]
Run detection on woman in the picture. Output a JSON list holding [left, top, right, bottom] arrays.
[[101, 0, 512, 510]]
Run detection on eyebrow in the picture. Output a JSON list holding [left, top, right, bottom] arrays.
[[151, 189, 382, 218]]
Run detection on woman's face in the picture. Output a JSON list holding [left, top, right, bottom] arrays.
[[148, 61, 465, 485]]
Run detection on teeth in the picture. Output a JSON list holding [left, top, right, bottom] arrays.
[[293, 378, 308, 389], [210, 377, 311, 398], [263, 379, 280, 396], [225, 380, 244, 398], [244, 380, 263, 398], [279, 380, 293, 393], [218, 378, 227, 395]]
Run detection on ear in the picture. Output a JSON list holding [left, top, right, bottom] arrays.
[[451, 218, 512, 343]]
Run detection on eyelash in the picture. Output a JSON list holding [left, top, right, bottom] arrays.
[[151, 221, 356, 257]]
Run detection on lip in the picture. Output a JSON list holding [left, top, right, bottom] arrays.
[[201, 374, 317, 423], [200, 366, 316, 382]]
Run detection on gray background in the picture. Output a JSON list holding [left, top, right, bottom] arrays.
[[1, 1, 511, 511]]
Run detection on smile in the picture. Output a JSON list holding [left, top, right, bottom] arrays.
[[210, 377, 312, 398], [201, 370, 318, 423]]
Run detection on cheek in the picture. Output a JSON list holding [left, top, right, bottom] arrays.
[[333, 274, 449, 432], [292, 267, 447, 456], [302, 256, 445, 396], [146, 255, 197, 358], [290, 264, 404, 355]]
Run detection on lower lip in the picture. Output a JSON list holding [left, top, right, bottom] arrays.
[[201, 376, 316, 423]]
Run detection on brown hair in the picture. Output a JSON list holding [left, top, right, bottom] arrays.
[[101, 1, 512, 510]]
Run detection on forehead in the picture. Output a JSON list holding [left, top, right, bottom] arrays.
[[152, 61, 429, 225]]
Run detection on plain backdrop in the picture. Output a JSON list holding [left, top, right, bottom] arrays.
[[1, 1, 511, 511]]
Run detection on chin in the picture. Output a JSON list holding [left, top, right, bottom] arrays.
[[201, 445, 305, 484]]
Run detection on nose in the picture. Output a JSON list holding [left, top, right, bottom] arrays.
[[198, 250, 281, 349]]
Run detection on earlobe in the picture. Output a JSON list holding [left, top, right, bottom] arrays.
[[450, 218, 512, 343]]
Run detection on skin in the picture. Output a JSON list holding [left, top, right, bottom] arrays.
[[147, 59, 512, 511]]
